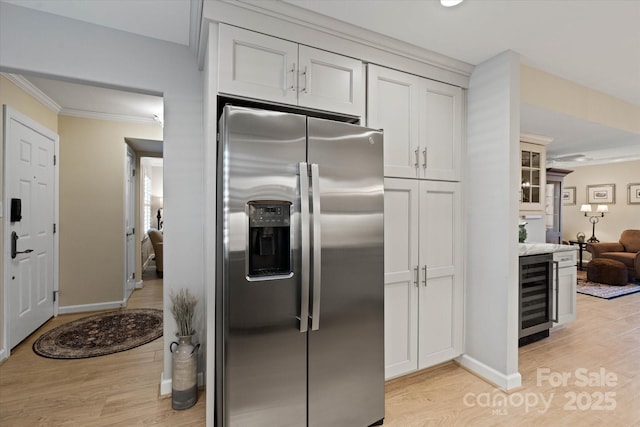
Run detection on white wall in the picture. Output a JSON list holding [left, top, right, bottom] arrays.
[[461, 50, 521, 390], [0, 2, 204, 389]]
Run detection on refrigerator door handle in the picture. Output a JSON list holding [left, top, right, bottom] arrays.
[[310, 163, 322, 331], [299, 162, 310, 333]]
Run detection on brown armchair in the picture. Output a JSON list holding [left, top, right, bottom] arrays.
[[148, 229, 164, 277], [587, 229, 640, 280]]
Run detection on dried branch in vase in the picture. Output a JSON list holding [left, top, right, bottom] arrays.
[[170, 288, 197, 337]]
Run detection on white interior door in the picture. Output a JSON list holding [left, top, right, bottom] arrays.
[[125, 148, 136, 298], [4, 106, 58, 350]]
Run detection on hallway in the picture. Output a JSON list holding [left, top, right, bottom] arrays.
[[0, 273, 206, 426]]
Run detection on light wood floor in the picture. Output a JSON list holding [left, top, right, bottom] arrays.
[[385, 283, 640, 426], [2, 273, 639, 426], [0, 271, 206, 426]]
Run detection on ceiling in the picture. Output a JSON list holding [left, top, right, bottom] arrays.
[[3, 0, 639, 166]]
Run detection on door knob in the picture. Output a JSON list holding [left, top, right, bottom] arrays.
[[11, 231, 33, 259]]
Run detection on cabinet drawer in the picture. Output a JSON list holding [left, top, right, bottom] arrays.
[[553, 250, 576, 267]]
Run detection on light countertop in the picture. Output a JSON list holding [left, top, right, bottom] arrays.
[[519, 242, 578, 256]]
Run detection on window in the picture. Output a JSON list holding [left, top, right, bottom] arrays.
[[144, 173, 152, 232]]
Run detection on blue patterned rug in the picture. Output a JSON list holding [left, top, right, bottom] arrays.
[[577, 278, 640, 300]]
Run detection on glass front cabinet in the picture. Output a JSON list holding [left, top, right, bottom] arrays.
[[520, 134, 552, 215]]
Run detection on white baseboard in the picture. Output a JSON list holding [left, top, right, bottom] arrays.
[[58, 300, 126, 315], [160, 371, 206, 396], [0, 347, 7, 363], [160, 372, 172, 396], [457, 354, 522, 391], [135, 280, 144, 289]]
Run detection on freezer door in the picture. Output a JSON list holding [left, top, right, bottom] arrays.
[[218, 106, 308, 427], [307, 118, 385, 426]]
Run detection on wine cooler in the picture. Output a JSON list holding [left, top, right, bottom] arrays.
[[519, 253, 554, 346]]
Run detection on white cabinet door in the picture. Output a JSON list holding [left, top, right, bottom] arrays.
[[368, 65, 462, 181], [418, 180, 463, 368], [419, 80, 462, 181], [368, 65, 421, 179], [298, 46, 364, 117], [553, 251, 577, 326], [219, 25, 365, 117], [383, 179, 463, 378], [383, 178, 419, 379], [219, 25, 298, 105]]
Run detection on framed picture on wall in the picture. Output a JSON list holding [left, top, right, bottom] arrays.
[[587, 184, 615, 204], [628, 183, 640, 204], [562, 186, 576, 205]]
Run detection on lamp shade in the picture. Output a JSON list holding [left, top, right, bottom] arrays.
[[580, 204, 592, 213], [596, 205, 608, 213]]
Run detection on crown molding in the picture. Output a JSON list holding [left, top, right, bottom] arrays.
[[2, 72, 62, 113], [520, 132, 553, 146], [2, 73, 159, 125], [59, 108, 159, 126]]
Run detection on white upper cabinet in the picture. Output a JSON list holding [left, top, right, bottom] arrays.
[[219, 24, 364, 117], [368, 65, 462, 181], [368, 66, 421, 179], [297, 46, 364, 116], [519, 134, 551, 214], [419, 79, 462, 181], [218, 25, 298, 105]]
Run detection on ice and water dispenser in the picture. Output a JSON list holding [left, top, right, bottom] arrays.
[[247, 201, 292, 279]]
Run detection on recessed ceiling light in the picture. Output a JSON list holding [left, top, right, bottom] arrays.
[[441, 0, 464, 7]]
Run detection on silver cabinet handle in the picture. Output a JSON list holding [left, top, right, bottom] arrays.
[[423, 148, 427, 170], [310, 163, 322, 331], [414, 148, 420, 169], [422, 265, 427, 286], [414, 266, 419, 287], [300, 65, 308, 94], [298, 162, 310, 333], [289, 63, 296, 92], [552, 260, 559, 323]]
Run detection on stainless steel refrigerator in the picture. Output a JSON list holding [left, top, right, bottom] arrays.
[[216, 105, 384, 427]]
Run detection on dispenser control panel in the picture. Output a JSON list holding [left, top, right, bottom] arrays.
[[249, 205, 290, 227], [247, 201, 292, 279]]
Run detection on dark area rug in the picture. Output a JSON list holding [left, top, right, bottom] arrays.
[[577, 271, 640, 300], [33, 308, 163, 359]]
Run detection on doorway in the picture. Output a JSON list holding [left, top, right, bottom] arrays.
[[125, 146, 136, 299], [138, 155, 164, 280], [1, 73, 164, 360]]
